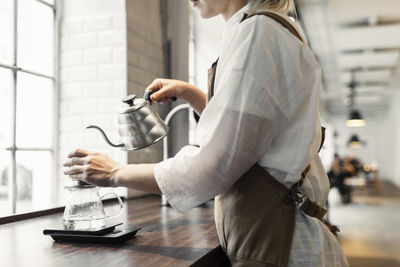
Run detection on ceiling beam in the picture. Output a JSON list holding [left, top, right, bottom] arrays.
[[297, 0, 396, 118], [340, 69, 393, 84], [337, 51, 399, 69], [336, 24, 400, 51], [331, 0, 400, 24]]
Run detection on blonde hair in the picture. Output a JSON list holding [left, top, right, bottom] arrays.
[[247, 0, 295, 15]]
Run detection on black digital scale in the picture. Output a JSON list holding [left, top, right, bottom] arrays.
[[43, 223, 140, 244]]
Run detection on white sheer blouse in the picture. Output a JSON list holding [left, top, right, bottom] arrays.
[[154, 5, 348, 267]]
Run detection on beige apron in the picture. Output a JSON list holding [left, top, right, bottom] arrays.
[[208, 12, 330, 267]]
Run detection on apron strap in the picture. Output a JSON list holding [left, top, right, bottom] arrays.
[[284, 126, 333, 232], [320, 127, 326, 153], [240, 11, 304, 43], [296, 126, 326, 189], [207, 59, 219, 102], [240, 11, 327, 197], [216, 11, 338, 235]]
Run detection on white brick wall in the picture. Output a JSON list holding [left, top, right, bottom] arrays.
[[99, 31, 126, 47], [69, 33, 98, 49], [85, 48, 113, 64], [58, 10, 128, 203], [83, 15, 112, 32], [61, 83, 82, 99], [61, 18, 83, 34], [68, 66, 97, 82], [99, 64, 126, 80], [61, 50, 83, 66], [58, 0, 171, 202], [83, 81, 112, 97]]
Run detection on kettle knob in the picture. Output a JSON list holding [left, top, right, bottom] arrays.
[[121, 94, 136, 106]]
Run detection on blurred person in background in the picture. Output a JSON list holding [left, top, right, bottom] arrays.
[[328, 154, 363, 204]]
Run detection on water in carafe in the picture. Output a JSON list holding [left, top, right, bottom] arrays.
[[62, 185, 107, 230], [62, 129, 124, 230], [62, 129, 105, 230]]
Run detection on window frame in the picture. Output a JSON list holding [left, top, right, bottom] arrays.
[[0, 0, 59, 216]]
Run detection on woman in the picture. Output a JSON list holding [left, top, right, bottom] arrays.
[[64, 0, 348, 266]]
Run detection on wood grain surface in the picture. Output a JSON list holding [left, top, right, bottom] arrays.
[[0, 195, 220, 267]]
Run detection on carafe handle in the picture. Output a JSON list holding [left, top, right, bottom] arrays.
[[100, 192, 124, 219]]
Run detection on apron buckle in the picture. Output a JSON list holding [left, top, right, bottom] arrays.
[[283, 189, 305, 205]]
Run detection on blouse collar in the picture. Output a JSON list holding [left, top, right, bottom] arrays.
[[221, 3, 250, 41]]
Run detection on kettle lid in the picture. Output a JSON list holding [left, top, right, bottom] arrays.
[[119, 94, 146, 114]]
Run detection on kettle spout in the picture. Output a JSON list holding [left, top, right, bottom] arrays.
[[86, 125, 124, 148]]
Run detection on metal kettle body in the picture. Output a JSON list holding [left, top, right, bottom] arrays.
[[87, 93, 168, 151]]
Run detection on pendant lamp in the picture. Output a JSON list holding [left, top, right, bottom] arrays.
[[347, 134, 361, 148], [346, 109, 366, 127], [345, 70, 365, 127]]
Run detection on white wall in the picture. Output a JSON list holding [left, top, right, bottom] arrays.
[[58, 0, 190, 201], [325, 100, 400, 186], [388, 89, 400, 186], [58, 0, 127, 203], [191, 7, 224, 92], [325, 119, 381, 167]]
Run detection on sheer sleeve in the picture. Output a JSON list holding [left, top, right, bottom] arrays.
[[154, 17, 317, 212]]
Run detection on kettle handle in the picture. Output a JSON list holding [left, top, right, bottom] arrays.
[[100, 192, 124, 219], [86, 125, 124, 148], [143, 90, 177, 102]]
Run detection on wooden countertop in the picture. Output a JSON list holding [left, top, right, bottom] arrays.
[[0, 195, 220, 267]]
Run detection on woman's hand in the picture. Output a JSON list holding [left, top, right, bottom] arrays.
[[146, 78, 188, 104], [146, 78, 207, 115], [63, 149, 121, 187]]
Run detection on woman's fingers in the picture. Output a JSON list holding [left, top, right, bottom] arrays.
[[151, 86, 176, 102], [145, 78, 164, 93], [64, 165, 86, 175], [67, 171, 110, 187], [63, 156, 88, 167], [64, 164, 90, 184], [63, 152, 120, 188], [67, 149, 91, 158], [145, 78, 185, 103]]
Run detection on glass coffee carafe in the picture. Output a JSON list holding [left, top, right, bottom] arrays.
[[62, 182, 124, 230]]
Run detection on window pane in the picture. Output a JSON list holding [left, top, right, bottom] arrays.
[[0, 0, 13, 65], [18, 0, 54, 76], [16, 72, 53, 147], [0, 68, 13, 148], [0, 149, 10, 217], [16, 150, 52, 213]]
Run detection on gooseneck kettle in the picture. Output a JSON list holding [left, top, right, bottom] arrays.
[[87, 91, 170, 151]]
